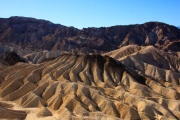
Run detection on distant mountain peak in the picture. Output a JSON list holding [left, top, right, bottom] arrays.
[[0, 16, 179, 53]]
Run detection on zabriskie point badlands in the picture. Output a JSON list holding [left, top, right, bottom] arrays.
[[0, 16, 180, 120]]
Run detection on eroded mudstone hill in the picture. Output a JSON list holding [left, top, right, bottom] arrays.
[[0, 55, 180, 119], [105, 45, 180, 83]]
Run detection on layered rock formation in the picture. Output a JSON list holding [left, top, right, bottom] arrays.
[[0, 17, 180, 119], [0, 55, 180, 119]]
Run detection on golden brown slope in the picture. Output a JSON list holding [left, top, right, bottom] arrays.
[[105, 45, 180, 83], [0, 54, 180, 119]]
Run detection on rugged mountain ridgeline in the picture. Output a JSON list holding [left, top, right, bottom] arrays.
[[0, 16, 180, 119], [0, 16, 180, 53]]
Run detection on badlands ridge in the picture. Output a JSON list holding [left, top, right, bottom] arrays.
[[0, 17, 180, 119], [0, 52, 180, 119]]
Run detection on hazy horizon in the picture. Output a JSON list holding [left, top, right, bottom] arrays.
[[0, 0, 179, 29]]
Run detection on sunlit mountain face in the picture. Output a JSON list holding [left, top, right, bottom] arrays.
[[0, 17, 180, 120]]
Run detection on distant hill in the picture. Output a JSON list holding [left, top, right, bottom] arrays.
[[0, 16, 180, 53]]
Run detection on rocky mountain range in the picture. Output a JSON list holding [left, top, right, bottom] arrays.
[[0, 16, 180, 119], [0, 17, 180, 53]]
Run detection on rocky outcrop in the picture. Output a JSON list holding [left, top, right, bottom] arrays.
[[0, 51, 26, 65]]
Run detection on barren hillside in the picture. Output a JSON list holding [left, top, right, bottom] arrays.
[[0, 17, 180, 120]]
